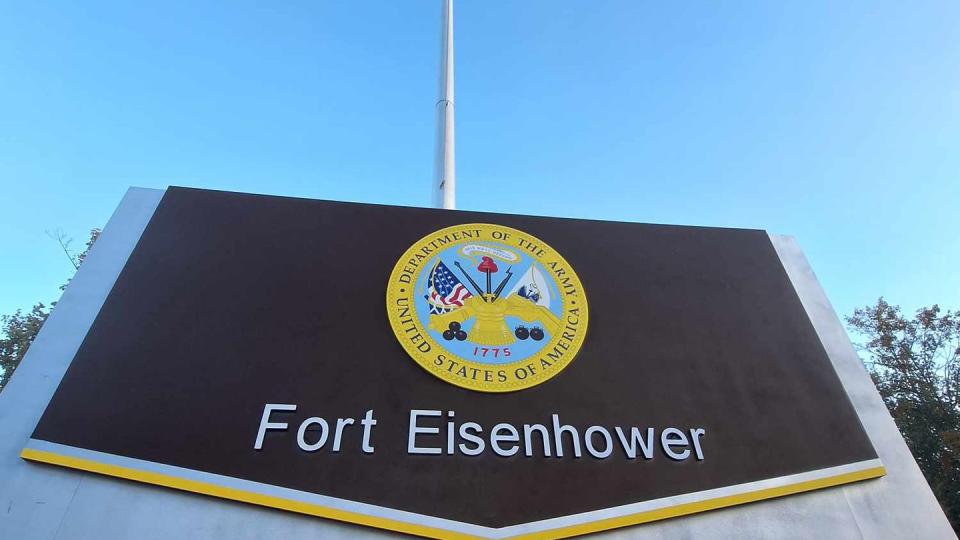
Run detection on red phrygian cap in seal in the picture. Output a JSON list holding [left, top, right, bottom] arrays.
[[478, 256, 498, 273]]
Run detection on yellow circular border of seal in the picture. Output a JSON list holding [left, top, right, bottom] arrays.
[[386, 223, 589, 392]]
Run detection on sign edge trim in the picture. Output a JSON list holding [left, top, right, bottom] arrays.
[[21, 439, 885, 539]]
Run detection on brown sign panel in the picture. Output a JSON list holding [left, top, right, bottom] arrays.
[[23, 187, 883, 538]]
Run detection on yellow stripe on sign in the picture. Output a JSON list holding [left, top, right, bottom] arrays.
[[20, 448, 481, 540], [512, 466, 887, 540], [20, 447, 885, 540]]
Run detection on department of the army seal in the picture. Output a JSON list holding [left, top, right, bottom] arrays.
[[386, 223, 589, 392]]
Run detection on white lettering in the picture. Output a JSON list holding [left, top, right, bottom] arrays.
[[661, 428, 691, 460], [490, 423, 520, 457], [585, 426, 613, 458], [253, 403, 296, 450], [615, 427, 655, 459], [297, 417, 330, 452], [408, 409, 442, 455], [360, 409, 377, 453]]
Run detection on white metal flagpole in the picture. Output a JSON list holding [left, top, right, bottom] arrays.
[[434, 0, 456, 209]]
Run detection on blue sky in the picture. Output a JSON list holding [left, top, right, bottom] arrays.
[[1, 1, 957, 323]]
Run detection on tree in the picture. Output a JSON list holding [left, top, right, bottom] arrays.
[[0, 304, 50, 391], [847, 298, 960, 532], [0, 228, 100, 392]]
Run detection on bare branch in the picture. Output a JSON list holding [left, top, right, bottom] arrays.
[[45, 229, 80, 270]]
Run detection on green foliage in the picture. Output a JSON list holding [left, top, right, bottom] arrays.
[[0, 228, 100, 392], [0, 304, 50, 391], [847, 298, 960, 531]]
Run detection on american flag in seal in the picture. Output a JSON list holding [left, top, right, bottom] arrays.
[[425, 261, 472, 314]]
